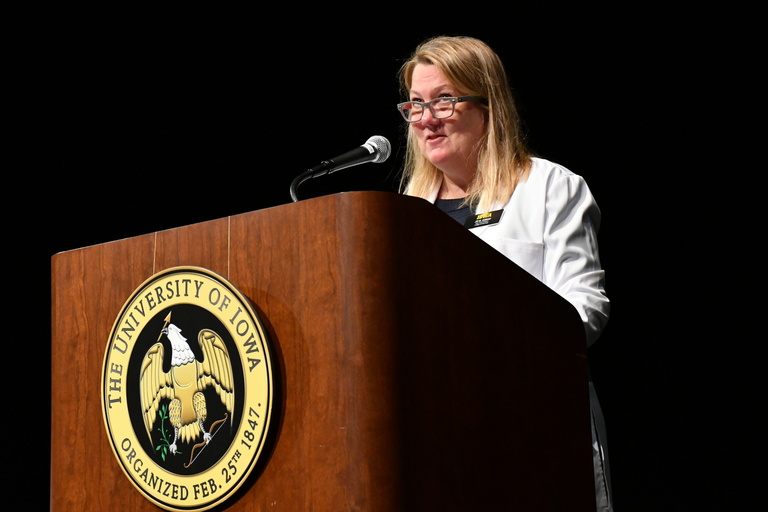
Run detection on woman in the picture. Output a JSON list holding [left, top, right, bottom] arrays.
[[397, 35, 613, 511]]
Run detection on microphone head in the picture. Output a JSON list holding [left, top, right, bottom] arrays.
[[365, 135, 391, 163]]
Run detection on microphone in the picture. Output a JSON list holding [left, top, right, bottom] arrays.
[[310, 135, 391, 176], [290, 135, 392, 202]]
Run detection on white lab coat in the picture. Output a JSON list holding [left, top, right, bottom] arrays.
[[427, 156, 613, 511], [428, 157, 609, 346]]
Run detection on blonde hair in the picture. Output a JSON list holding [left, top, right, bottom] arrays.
[[398, 35, 532, 213]]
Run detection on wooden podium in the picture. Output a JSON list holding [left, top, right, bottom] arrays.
[[51, 191, 595, 511]]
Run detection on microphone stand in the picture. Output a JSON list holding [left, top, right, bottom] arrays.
[[289, 164, 332, 202]]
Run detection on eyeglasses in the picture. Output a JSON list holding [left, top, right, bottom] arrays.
[[396, 96, 488, 122]]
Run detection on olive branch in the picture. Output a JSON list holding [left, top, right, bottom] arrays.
[[155, 403, 181, 461]]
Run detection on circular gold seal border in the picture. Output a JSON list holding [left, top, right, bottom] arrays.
[[101, 266, 274, 512]]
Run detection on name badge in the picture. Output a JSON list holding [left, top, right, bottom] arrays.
[[464, 209, 503, 229]]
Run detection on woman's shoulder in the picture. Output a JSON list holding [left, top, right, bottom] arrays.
[[529, 156, 578, 178], [527, 157, 592, 191]]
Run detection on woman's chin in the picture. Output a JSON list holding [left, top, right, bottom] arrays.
[[426, 151, 452, 168]]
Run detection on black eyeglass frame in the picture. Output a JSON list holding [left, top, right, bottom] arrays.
[[396, 95, 488, 122]]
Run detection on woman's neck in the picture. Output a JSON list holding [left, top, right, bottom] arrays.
[[437, 172, 472, 199]]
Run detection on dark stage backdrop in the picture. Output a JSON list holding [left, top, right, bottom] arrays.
[[19, 5, 760, 511]]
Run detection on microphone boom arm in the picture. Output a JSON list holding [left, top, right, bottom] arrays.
[[289, 168, 321, 202]]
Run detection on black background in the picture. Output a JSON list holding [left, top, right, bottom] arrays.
[[15, 5, 761, 511]]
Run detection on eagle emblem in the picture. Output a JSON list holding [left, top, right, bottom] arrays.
[[140, 312, 235, 467]]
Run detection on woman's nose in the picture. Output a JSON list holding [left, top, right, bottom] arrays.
[[420, 107, 441, 125]]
